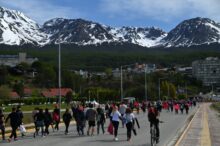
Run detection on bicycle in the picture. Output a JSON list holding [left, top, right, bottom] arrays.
[[150, 120, 163, 146], [150, 124, 157, 146]]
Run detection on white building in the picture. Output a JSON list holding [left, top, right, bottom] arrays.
[[192, 57, 220, 86], [0, 52, 38, 67]]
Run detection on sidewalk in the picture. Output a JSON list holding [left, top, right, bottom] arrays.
[[175, 103, 220, 146]]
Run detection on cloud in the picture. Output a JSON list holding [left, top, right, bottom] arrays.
[[0, 0, 84, 24], [100, 0, 220, 22]]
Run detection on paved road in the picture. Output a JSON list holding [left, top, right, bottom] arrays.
[[1, 107, 197, 146], [176, 103, 220, 146]]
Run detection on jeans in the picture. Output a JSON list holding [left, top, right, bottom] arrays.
[[112, 121, 119, 137], [97, 121, 105, 134], [126, 122, 133, 139], [64, 122, 70, 133]]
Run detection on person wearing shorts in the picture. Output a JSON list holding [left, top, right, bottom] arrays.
[[86, 104, 97, 136]]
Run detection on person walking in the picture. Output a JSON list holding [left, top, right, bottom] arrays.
[[0, 108, 5, 141], [185, 102, 189, 114], [63, 108, 72, 135], [96, 105, 106, 134], [5, 107, 20, 142], [86, 104, 97, 136], [16, 106, 24, 137], [32, 107, 39, 135], [75, 105, 85, 136], [124, 108, 135, 142], [34, 109, 45, 137], [119, 102, 127, 128], [53, 105, 60, 131], [180, 103, 184, 114], [174, 103, 179, 114], [44, 108, 52, 135], [110, 106, 121, 141], [16, 106, 23, 126]]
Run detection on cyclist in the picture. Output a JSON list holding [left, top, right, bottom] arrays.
[[148, 103, 160, 143]]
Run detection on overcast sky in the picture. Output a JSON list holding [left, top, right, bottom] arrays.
[[0, 0, 219, 31]]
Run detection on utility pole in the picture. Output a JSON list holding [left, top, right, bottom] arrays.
[[120, 66, 123, 102], [145, 67, 147, 101], [58, 43, 61, 116], [158, 79, 160, 100]]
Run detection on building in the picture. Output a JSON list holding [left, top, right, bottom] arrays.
[[192, 57, 220, 86], [176, 66, 192, 76], [0, 52, 38, 67]]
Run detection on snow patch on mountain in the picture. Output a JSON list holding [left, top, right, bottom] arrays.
[[0, 6, 49, 46]]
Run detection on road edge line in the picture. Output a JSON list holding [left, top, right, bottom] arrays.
[[173, 105, 201, 146]]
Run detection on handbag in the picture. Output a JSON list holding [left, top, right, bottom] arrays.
[[107, 122, 113, 135]]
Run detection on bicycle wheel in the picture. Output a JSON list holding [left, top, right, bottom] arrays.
[[150, 127, 157, 146]]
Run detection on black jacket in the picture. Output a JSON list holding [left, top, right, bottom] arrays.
[[6, 112, 20, 127], [63, 112, 72, 123]]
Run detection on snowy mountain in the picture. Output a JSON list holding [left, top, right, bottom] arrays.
[[0, 7, 48, 45], [107, 26, 167, 47], [0, 6, 220, 48], [163, 17, 220, 47], [42, 18, 114, 45], [42, 18, 167, 47]]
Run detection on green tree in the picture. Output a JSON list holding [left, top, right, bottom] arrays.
[[105, 68, 112, 79], [169, 83, 176, 99], [34, 64, 56, 88], [0, 85, 10, 100], [13, 80, 24, 98], [0, 65, 9, 85]]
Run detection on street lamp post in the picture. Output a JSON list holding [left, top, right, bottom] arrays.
[[120, 66, 123, 102], [145, 67, 147, 101], [120, 63, 136, 102], [58, 43, 61, 116], [158, 78, 161, 101]]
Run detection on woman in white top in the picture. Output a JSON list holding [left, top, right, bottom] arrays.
[[124, 107, 135, 141], [110, 106, 121, 141]]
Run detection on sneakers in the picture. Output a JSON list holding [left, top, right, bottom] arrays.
[[7, 138, 11, 143], [156, 137, 160, 144], [114, 137, 118, 141]]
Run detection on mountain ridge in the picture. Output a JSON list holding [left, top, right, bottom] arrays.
[[0, 6, 220, 48]]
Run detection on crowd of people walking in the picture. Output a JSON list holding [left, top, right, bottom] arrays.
[[0, 99, 198, 143]]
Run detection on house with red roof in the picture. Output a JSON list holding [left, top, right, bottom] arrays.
[[10, 91, 20, 99], [41, 88, 73, 98], [24, 88, 32, 97]]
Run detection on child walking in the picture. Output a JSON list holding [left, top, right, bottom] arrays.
[[124, 108, 135, 142]]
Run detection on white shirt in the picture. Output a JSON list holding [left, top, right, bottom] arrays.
[[111, 111, 121, 122], [124, 113, 135, 124], [119, 104, 127, 114]]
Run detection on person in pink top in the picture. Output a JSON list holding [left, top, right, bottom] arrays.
[[174, 103, 179, 114]]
